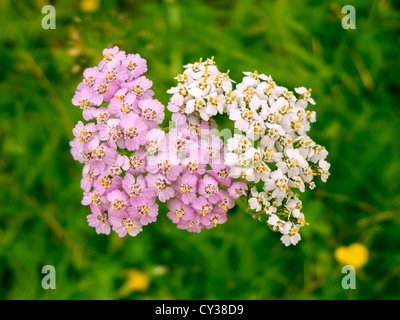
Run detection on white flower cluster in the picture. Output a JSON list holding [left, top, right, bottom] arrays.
[[225, 71, 330, 246], [167, 57, 234, 123]]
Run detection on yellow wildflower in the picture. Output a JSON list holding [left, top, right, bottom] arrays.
[[81, 0, 100, 12], [117, 269, 150, 297], [334, 243, 369, 269]]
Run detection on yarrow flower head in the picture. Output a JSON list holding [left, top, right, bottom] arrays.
[[71, 50, 330, 246], [70, 47, 164, 238], [222, 70, 330, 246]]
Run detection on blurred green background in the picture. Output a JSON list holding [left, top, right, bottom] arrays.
[[1, 0, 399, 300]]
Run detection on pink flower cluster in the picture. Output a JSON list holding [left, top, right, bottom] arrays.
[[70, 47, 246, 237], [147, 119, 248, 233], [70, 47, 166, 237]]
